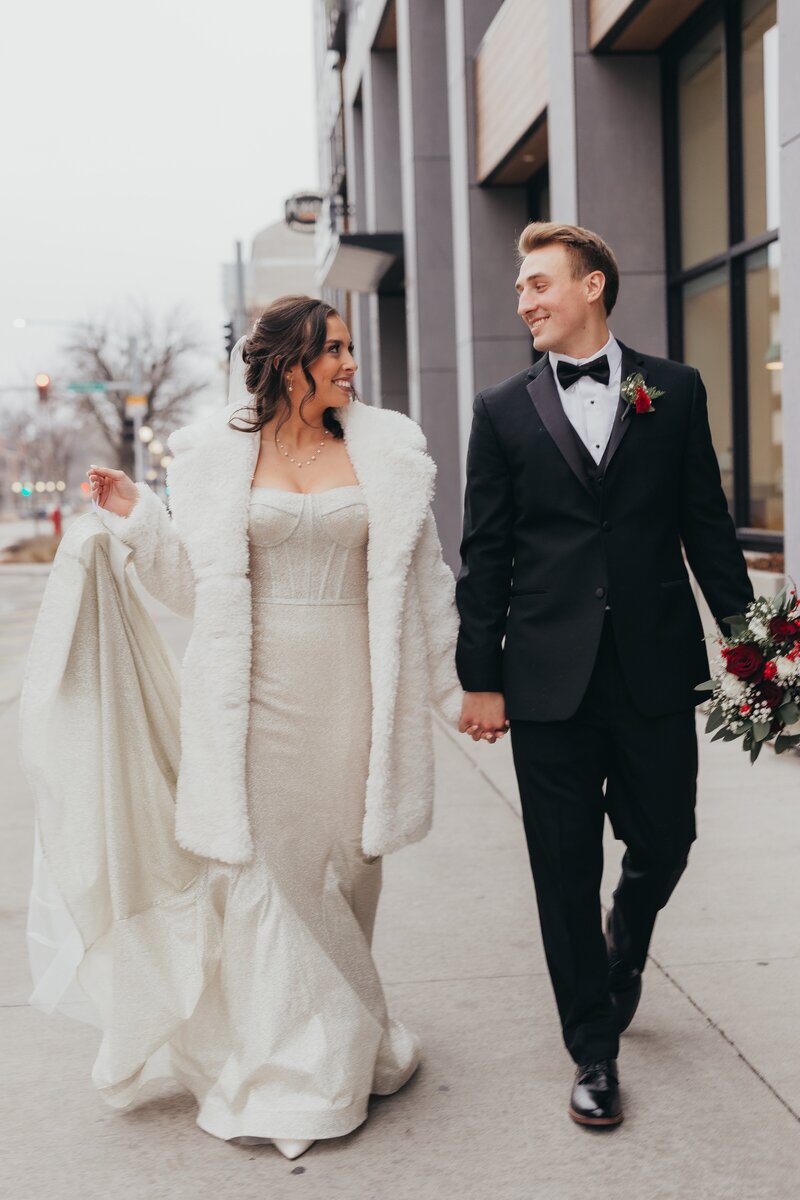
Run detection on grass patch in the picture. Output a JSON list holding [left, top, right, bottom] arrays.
[[1, 534, 61, 564]]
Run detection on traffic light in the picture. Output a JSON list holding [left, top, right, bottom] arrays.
[[224, 321, 235, 357], [35, 373, 50, 402]]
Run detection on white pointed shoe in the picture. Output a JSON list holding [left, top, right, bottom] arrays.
[[272, 1138, 315, 1160]]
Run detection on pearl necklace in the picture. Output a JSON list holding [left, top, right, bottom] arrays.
[[276, 429, 331, 469]]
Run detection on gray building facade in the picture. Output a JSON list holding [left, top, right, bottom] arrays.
[[314, 0, 797, 583]]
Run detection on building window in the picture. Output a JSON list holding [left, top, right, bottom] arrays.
[[677, 20, 727, 269], [665, 0, 780, 547]]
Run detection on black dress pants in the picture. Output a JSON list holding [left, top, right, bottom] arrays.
[[509, 615, 698, 1064]]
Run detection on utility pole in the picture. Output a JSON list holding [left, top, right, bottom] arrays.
[[124, 337, 147, 481], [233, 239, 248, 341]]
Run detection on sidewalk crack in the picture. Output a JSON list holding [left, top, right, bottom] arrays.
[[645, 952, 800, 1124]]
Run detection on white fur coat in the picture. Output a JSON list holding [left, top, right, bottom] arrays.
[[97, 399, 462, 865]]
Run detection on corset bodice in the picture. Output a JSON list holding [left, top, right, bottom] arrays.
[[248, 486, 368, 604]]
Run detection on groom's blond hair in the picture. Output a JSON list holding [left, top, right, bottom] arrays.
[[517, 222, 620, 316]]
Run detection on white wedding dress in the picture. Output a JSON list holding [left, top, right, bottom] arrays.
[[23, 487, 419, 1143]]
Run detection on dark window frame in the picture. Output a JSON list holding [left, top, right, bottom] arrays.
[[526, 163, 551, 224], [662, 0, 781, 551]]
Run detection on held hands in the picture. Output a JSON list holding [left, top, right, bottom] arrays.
[[459, 692, 509, 745], [86, 466, 138, 518]]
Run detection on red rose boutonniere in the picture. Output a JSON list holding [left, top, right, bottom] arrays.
[[620, 373, 665, 421]]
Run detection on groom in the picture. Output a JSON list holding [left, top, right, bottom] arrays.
[[455, 222, 754, 1127]]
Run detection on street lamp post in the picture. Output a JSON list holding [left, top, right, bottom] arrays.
[[137, 420, 153, 486], [125, 337, 149, 482]]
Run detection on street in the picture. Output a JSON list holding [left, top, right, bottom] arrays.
[[1, 564, 799, 1199]]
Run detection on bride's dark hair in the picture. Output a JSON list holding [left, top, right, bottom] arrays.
[[229, 294, 350, 439]]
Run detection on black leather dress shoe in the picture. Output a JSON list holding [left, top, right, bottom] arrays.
[[605, 909, 642, 1033], [569, 1059, 623, 1127]]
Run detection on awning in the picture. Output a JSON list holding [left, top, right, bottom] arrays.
[[318, 232, 404, 294]]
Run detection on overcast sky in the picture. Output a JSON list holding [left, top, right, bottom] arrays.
[[0, 0, 318, 405]]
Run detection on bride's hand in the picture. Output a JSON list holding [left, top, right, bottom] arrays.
[[86, 466, 139, 518]]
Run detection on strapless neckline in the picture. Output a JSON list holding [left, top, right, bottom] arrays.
[[250, 485, 363, 498]]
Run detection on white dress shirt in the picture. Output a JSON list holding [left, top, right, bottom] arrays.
[[549, 334, 622, 465]]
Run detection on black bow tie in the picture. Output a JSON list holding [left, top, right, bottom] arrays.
[[556, 355, 610, 390]]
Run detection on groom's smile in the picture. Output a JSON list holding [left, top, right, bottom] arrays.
[[527, 315, 550, 335]]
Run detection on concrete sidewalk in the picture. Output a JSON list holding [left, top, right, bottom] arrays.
[[1, 571, 799, 1199]]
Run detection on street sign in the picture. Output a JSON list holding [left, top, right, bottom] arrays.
[[125, 393, 147, 421], [66, 380, 134, 392]]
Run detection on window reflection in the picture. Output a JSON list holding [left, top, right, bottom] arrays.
[[683, 268, 733, 508], [678, 21, 727, 269], [742, 0, 779, 238], [746, 243, 782, 530]]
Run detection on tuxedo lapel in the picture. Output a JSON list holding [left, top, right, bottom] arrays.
[[603, 340, 647, 471], [526, 358, 595, 498]]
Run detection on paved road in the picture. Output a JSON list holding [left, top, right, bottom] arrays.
[[2, 564, 799, 1198]]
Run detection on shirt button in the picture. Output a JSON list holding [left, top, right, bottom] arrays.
[[595, 586, 606, 599], [602, 521, 611, 531]]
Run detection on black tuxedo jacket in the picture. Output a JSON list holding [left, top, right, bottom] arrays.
[[455, 341, 755, 720]]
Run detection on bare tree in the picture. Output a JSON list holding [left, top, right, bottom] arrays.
[[0, 403, 85, 492], [63, 305, 209, 474]]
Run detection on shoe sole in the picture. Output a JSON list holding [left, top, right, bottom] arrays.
[[569, 1107, 624, 1128]]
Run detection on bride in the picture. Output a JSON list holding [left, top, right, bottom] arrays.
[[21, 295, 462, 1160]]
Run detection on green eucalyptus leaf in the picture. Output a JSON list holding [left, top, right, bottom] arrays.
[[705, 707, 726, 734], [695, 679, 716, 693], [753, 721, 772, 742]]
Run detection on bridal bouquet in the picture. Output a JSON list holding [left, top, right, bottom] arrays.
[[697, 584, 800, 761]]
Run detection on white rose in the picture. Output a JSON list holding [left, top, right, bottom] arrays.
[[748, 619, 769, 643]]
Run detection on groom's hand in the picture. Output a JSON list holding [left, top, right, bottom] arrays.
[[459, 692, 509, 744]]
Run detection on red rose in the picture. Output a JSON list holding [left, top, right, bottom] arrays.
[[635, 386, 651, 414], [763, 660, 778, 680], [739, 703, 751, 716], [769, 616, 800, 642], [725, 643, 764, 680], [758, 681, 784, 710]]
